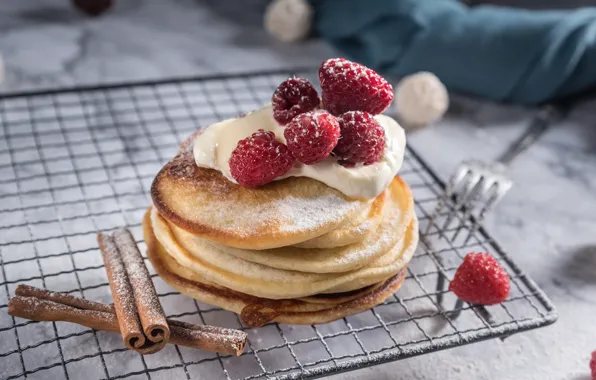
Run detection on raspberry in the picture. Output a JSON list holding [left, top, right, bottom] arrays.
[[319, 58, 393, 116], [284, 111, 340, 165], [229, 129, 294, 187], [272, 77, 320, 125], [333, 111, 385, 166], [591, 351, 596, 380], [449, 252, 511, 305]]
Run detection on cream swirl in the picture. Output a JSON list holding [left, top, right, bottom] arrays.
[[192, 105, 406, 199]]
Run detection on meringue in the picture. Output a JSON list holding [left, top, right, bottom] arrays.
[[394, 72, 449, 128], [264, 0, 313, 43]]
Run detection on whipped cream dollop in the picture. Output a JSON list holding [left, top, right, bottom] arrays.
[[193, 105, 406, 199]]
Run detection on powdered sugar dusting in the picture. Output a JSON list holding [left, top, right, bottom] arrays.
[[274, 193, 359, 233], [321, 58, 375, 82], [190, 188, 364, 238]]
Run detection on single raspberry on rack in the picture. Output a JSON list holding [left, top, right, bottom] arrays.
[[449, 252, 511, 305], [272, 77, 320, 125], [318, 58, 393, 116], [333, 111, 385, 166], [590, 351, 596, 380], [229, 129, 294, 187], [284, 111, 340, 165]]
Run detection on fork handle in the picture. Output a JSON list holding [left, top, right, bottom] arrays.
[[495, 104, 566, 167]]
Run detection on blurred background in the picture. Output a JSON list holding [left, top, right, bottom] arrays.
[[1, 0, 594, 97], [0, 0, 332, 93]]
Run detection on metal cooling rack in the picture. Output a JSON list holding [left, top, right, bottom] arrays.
[[0, 69, 557, 380]]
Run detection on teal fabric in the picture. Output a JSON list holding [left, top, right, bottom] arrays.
[[308, 0, 596, 104]]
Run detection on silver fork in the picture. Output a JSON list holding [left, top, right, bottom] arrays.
[[425, 104, 567, 321], [424, 104, 566, 245]]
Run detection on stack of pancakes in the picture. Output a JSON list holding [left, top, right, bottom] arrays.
[[143, 138, 418, 327]]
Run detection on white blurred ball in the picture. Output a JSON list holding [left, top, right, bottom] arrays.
[[264, 0, 313, 43], [394, 72, 449, 128]]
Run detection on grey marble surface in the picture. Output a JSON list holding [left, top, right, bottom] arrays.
[[1, 1, 595, 379]]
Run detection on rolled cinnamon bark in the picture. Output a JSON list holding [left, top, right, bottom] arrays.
[[7, 291, 248, 356], [168, 319, 247, 356], [9, 296, 120, 333], [113, 229, 170, 345], [15, 284, 113, 313], [98, 233, 154, 352]]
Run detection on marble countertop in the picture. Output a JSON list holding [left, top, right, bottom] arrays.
[[1, 1, 595, 379]]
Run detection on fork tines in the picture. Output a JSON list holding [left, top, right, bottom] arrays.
[[424, 159, 512, 245]]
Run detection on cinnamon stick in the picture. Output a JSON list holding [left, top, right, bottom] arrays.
[[98, 232, 157, 353], [8, 287, 247, 356], [168, 319, 247, 356], [16, 284, 113, 313], [113, 229, 169, 345], [9, 296, 120, 334]]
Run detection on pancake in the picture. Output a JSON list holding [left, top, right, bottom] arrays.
[[158, 205, 406, 284], [144, 213, 408, 327], [292, 187, 387, 249], [299, 282, 386, 304], [145, 211, 395, 311], [166, 177, 413, 274], [146, 207, 418, 299], [237, 272, 406, 327], [151, 152, 370, 250]]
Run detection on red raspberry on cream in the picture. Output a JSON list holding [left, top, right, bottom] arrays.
[[284, 111, 340, 165], [334, 111, 386, 166], [229, 129, 294, 187]]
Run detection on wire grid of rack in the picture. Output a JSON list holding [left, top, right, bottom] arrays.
[[0, 69, 557, 380]]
